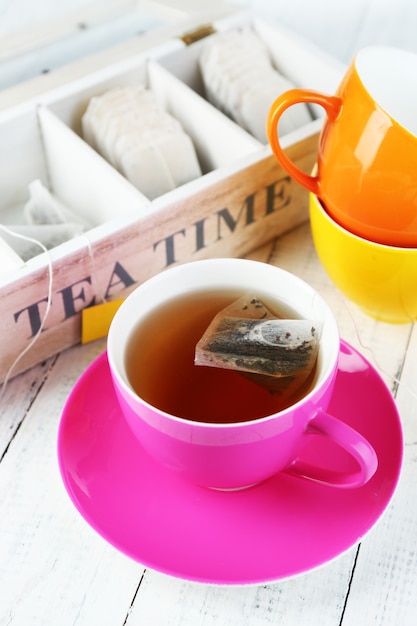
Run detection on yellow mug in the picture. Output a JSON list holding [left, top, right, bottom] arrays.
[[268, 46, 417, 247], [309, 191, 417, 324]]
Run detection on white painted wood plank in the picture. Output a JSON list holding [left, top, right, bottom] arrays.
[[0, 358, 56, 459], [340, 325, 417, 626], [0, 339, 143, 626], [127, 554, 356, 626]]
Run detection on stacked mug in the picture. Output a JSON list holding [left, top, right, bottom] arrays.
[[267, 45, 417, 324]]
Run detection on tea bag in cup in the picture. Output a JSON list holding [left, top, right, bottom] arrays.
[[195, 294, 319, 395]]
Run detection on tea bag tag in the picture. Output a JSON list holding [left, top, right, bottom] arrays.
[[81, 298, 124, 343]]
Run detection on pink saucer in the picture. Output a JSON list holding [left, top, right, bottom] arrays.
[[57, 340, 403, 585]]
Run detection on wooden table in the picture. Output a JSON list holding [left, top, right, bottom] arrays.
[[1, 218, 416, 626]]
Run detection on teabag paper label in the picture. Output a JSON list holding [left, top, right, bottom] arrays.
[[195, 294, 320, 395]]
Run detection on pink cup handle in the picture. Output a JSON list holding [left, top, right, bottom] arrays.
[[284, 409, 378, 488], [267, 89, 342, 195]]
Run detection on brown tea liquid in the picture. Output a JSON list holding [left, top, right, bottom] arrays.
[[125, 289, 317, 423]]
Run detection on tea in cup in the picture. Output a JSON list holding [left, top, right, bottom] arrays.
[[267, 45, 417, 247], [107, 258, 377, 490]]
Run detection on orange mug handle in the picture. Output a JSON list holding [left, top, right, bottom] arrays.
[[267, 89, 342, 195]]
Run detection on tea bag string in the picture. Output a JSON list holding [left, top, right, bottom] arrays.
[[336, 290, 417, 403], [0, 224, 53, 404], [0, 228, 105, 404], [80, 231, 106, 304]]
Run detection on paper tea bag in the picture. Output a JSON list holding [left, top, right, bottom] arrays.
[[24, 180, 91, 229], [81, 85, 202, 199], [199, 28, 312, 142], [195, 294, 319, 396], [2, 223, 85, 262]]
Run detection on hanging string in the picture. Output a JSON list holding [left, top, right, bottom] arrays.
[[336, 290, 417, 403], [81, 231, 106, 305], [0, 225, 53, 404], [0, 227, 106, 404]]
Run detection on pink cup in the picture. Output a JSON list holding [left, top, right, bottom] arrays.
[[107, 259, 378, 490]]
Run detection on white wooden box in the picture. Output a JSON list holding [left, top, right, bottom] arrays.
[[0, 0, 343, 383]]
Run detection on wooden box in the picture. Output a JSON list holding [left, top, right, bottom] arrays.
[[0, 0, 344, 383]]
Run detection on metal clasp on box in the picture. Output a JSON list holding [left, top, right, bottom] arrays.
[[180, 24, 216, 45]]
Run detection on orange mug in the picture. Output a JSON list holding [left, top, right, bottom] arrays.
[[267, 45, 417, 247]]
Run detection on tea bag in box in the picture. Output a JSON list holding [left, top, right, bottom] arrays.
[[195, 294, 319, 395], [24, 179, 91, 228], [82, 86, 202, 200], [3, 224, 85, 261], [2, 180, 89, 261], [199, 28, 312, 142]]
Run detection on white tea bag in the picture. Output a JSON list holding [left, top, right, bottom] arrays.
[[81, 86, 202, 198], [199, 28, 312, 142], [195, 294, 319, 395], [3, 223, 85, 261], [24, 180, 91, 229]]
